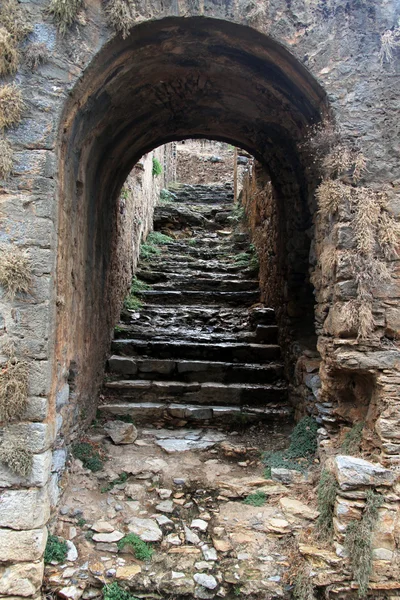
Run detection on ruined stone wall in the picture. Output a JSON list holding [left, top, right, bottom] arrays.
[[0, 0, 399, 596]]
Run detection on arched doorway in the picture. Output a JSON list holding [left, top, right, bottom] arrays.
[[54, 15, 327, 441]]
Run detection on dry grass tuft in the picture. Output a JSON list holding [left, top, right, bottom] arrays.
[[322, 143, 353, 178], [378, 211, 400, 260], [352, 187, 381, 255], [0, 355, 29, 422], [105, 0, 135, 38], [316, 180, 350, 219], [380, 21, 400, 64], [0, 84, 24, 130], [0, 246, 31, 299], [0, 138, 13, 179], [0, 442, 33, 476], [0, 0, 32, 41], [48, 0, 83, 34], [0, 26, 19, 76], [357, 301, 375, 341], [320, 244, 337, 279], [24, 42, 49, 70]]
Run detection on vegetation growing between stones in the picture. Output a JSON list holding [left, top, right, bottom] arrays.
[[0, 138, 13, 179], [117, 533, 154, 560], [0, 246, 31, 299], [159, 189, 175, 204], [24, 42, 49, 70], [292, 566, 317, 600], [147, 232, 173, 245], [0, 442, 33, 476], [0, 27, 19, 76], [47, 0, 82, 34], [0, 84, 24, 129], [309, 121, 400, 340], [101, 471, 128, 493], [71, 442, 104, 472], [44, 535, 68, 564], [103, 582, 140, 600], [316, 469, 338, 540], [0, 0, 32, 41], [344, 490, 384, 598], [243, 490, 267, 506], [263, 416, 318, 477], [139, 243, 161, 261], [341, 422, 364, 455], [0, 354, 29, 422], [152, 157, 163, 176], [123, 276, 150, 311], [234, 244, 259, 272], [105, 0, 135, 39]]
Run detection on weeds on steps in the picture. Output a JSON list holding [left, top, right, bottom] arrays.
[[344, 490, 383, 598], [263, 416, 318, 477], [123, 276, 150, 311]]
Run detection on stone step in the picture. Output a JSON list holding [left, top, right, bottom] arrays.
[[138, 290, 260, 306], [103, 379, 288, 406], [139, 261, 255, 276], [121, 304, 254, 330], [98, 401, 292, 425], [147, 278, 259, 293], [108, 356, 284, 383], [111, 339, 281, 362], [137, 269, 255, 283], [113, 325, 278, 344]]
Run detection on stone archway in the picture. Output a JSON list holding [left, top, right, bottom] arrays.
[[54, 16, 328, 446], [1, 2, 399, 596]]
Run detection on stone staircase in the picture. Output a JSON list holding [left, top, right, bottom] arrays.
[[99, 183, 291, 426]]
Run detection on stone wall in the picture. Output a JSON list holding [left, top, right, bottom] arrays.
[[241, 160, 320, 420], [0, 0, 399, 595]]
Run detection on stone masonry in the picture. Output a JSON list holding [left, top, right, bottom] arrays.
[[0, 0, 400, 597]]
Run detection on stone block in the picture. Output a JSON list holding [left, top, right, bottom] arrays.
[[334, 455, 395, 490], [28, 361, 51, 397], [0, 450, 52, 488], [385, 306, 400, 337], [23, 397, 48, 422], [0, 487, 50, 530], [2, 423, 55, 454], [26, 248, 54, 277], [0, 528, 47, 562], [0, 561, 44, 596], [108, 356, 138, 376]]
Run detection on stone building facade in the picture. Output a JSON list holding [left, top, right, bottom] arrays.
[[0, 0, 399, 596]]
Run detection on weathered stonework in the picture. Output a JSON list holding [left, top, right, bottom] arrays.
[[0, 0, 399, 595]]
